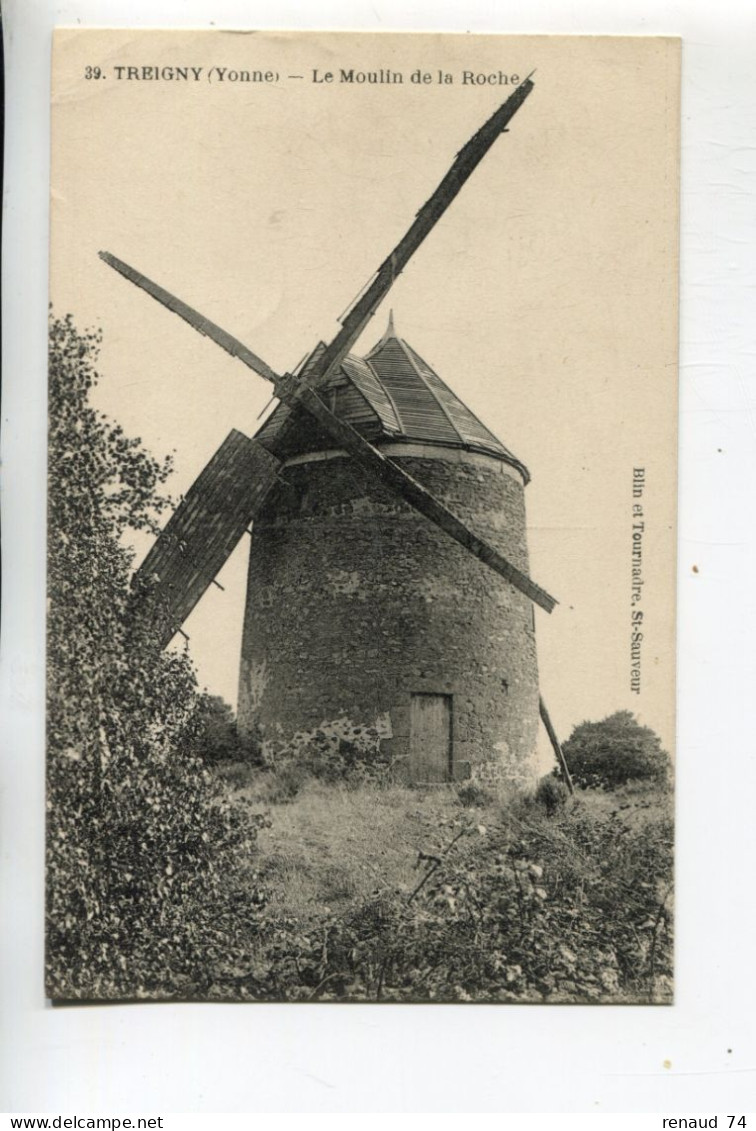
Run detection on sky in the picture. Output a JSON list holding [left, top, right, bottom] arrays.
[[50, 29, 680, 759]]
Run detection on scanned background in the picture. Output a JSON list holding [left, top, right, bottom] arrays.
[[50, 30, 680, 763]]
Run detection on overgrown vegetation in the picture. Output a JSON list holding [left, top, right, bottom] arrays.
[[212, 776, 672, 1003], [562, 710, 672, 790], [190, 694, 252, 766], [260, 719, 394, 792], [47, 314, 264, 999], [47, 313, 673, 1004]]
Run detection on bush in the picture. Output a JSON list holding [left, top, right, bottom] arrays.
[[534, 773, 570, 815], [238, 793, 673, 1003], [262, 718, 393, 790], [561, 711, 671, 791], [190, 694, 251, 765], [46, 313, 265, 999], [456, 782, 495, 808], [262, 762, 312, 804]]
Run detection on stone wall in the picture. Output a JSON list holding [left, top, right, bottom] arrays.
[[237, 448, 540, 787]]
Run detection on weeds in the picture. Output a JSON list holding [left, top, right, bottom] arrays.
[[208, 775, 672, 1003]]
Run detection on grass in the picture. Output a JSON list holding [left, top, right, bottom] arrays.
[[222, 767, 672, 951], [229, 773, 498, 920]]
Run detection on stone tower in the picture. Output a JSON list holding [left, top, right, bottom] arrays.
[[237, 320, 540, 787]]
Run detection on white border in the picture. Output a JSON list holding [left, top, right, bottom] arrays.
[[2, 0, 755, 1115]]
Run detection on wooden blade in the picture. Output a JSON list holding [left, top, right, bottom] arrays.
[[98, 271, 554, 611], [99, 251, 280, 385], [290, 385, 557, 613], [132, 430, 281, 646], [104, 82, 554, 614], [280, 77, 536, 404]]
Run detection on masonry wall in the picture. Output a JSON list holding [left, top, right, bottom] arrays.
[[237, 449, 540, 788]]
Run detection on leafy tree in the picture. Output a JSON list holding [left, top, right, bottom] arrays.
[[561, 710, 671, 791], [190, 693, 250, 765], [47, 313, 263, 1000]]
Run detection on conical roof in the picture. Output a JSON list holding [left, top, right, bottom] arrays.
[[256, 319, 529, 482]]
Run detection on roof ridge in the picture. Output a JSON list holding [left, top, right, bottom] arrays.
[[358, 356, 405, 436], [400, 339, 517, 458], [396, 336, 465, 445]]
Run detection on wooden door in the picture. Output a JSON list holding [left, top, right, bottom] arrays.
[[409, 694, 452, 782]]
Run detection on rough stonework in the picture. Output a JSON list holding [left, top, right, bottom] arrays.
[[238, 445, 540, 787]]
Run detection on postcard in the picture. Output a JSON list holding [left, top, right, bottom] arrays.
[[48, 30, 679, 1002]]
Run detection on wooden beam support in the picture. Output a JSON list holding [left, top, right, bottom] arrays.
[[539, 696, 575, 794]]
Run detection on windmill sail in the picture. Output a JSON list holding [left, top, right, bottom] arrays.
[[133, 430, 281, 646], [99, 252, 280, 386], [105, 77, 557, 631], [293, 384, 556, 613], [102, 255, 557, 614], [306, 77, 536, 393]]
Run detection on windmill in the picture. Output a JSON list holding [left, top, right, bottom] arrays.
[[100, 75, 572, 789]]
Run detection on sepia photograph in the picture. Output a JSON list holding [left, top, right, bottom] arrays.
[[47, 29, 679, 1004]]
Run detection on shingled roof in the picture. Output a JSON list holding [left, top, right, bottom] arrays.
[[256, 319, 529, 482]]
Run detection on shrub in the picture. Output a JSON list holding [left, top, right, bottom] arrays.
[[46, 313, 264, 999], [534, 773, 570, 815], [263, 762, 312, 804], [189, 694, 252, 765], [243, 794, 673, 1004], [456, 782, 495, 808], [561, 711, 671, 791], [262, 717, 393, 790]]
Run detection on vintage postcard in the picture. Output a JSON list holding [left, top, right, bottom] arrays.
[[48, 30, 679, 1002]]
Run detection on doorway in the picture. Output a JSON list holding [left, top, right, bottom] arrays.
[[409, 693, 452, 782]]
